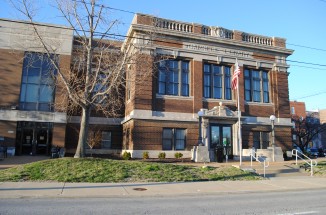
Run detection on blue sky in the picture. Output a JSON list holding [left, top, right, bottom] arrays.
[[2, 0, 326, 111]]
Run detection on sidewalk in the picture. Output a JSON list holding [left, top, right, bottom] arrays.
[[1, 177, 326, 198]]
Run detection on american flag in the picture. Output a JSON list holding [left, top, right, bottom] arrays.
[[231, 61, 241, 90]]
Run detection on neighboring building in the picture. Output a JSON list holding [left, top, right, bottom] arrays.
[[0, 19, 73, 155], [290, 101, 306, 118], [0, 14, 294, 161], [290, 101, 306, 148]]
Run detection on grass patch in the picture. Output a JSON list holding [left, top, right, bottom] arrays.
[[313, 161, 326, 176], [0, 158, 262, 183]]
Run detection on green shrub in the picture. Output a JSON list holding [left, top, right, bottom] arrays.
[[143, 151, 149, 159], [158, 152, 166, 159], [174, 152, 183, 159], [122, 151, 131, 160]]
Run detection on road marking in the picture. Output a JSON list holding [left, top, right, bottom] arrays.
[[277, 211, 319, 215]]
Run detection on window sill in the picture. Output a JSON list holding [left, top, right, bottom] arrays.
[[245, 102, 273, 106], [156, 94, 193, 100], [202, 98, 235, 103]]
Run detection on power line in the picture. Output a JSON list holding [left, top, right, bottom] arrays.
[[286, 43, 326, 52], [73, 0, 135, 14], [289, 64, 326, 71], [294, 91, 326, 100], [2, 23, 326, 69], [85, 2, 326, 54]]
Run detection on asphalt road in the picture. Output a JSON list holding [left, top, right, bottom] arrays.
[[0, 189, 325, 215]]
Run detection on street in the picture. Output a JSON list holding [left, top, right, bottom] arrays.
[[0, 189, 325, 215]]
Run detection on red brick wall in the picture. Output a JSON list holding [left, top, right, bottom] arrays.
[[0, 49, 24, 107], [242, 125, 292, 150], [274, 71, 291, 118], [0, 121, 17, 147], [127, 119, 198, 150], [65, 123, 123, 152], [53, 123, 66, 148], [192, 60, 203, 113], [290, 101, 306, 118]]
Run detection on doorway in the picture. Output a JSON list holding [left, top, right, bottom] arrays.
[[16, 122, 53, 155], [210, 124, 233, 159]]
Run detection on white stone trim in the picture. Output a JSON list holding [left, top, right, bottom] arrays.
[[122, 109, 197, 124], [243, 116, 292, 126], [67, 116, 122, 125], [0, 19, 73, 55], [0, 110, 66, 123], [156, 94, 194, 100]]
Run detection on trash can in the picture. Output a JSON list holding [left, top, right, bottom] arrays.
[[215, 145, 224, 163]]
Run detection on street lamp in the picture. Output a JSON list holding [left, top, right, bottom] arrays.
[[270, 115, 276, 162], [198, 110, 204, 146]]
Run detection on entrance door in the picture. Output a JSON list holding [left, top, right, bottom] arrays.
[[21, 128, 33, 154], [210, 125, 233, 159], [16, 122, 53, 155]]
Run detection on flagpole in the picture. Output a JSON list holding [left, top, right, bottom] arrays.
[[236, 59, 242, 166], [237, 67, 242, 166]]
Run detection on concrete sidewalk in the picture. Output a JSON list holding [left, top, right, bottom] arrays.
[[1, 177, 326, 198]]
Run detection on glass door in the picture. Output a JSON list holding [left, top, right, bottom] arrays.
[[210, 125, 233, 160]]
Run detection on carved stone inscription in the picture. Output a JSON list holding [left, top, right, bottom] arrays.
[[183, 43, 251, 58]]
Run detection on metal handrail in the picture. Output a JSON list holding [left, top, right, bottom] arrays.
[[292, 149, 317, 176], [250, 149, 269, 177]]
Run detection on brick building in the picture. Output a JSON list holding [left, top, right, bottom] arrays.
[[0, 19, 73, 155], [0, 14, 294, 161], [122, 14, 294, 160]]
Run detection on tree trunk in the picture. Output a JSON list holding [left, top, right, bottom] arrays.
[[74, 106, 91, 158]]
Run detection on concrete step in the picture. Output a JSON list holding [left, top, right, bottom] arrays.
[[241, 164, 311, 178]]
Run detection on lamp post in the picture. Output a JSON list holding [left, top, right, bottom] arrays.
[[198, 110, 204, 146], [270, 115, 276, 162]]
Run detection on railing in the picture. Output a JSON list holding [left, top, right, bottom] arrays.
[[292, 149, 318, 176], [250, 149, 269, 177], [242, 33, 273, 46], [155, 18, 193, 33]]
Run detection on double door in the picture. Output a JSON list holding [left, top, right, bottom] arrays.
[[16, 122, 52, 155], [210, 124, 233, 159]]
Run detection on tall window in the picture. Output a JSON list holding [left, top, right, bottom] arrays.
[[162, 128, 186, 150], [203, 64, 231, 100], [20, 52, 58, 111], [158, 60, 189, 96], [244, 69, 269, 103]]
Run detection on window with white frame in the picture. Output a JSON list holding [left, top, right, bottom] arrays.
[[244, 69, 270, 103], [158, 60, 189, 96], [203, 63, 231, 100], [162, 128, 186, 150]]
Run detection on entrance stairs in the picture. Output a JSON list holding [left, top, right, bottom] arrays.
[[240, 162, 311, 178]]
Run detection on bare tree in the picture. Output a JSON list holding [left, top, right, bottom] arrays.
[[11, 0, 156, 157], [292, 115, 326, 153], [87, 129, 101, 157]]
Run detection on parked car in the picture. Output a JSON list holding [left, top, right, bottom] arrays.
[[309, 148, 319, 158]]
